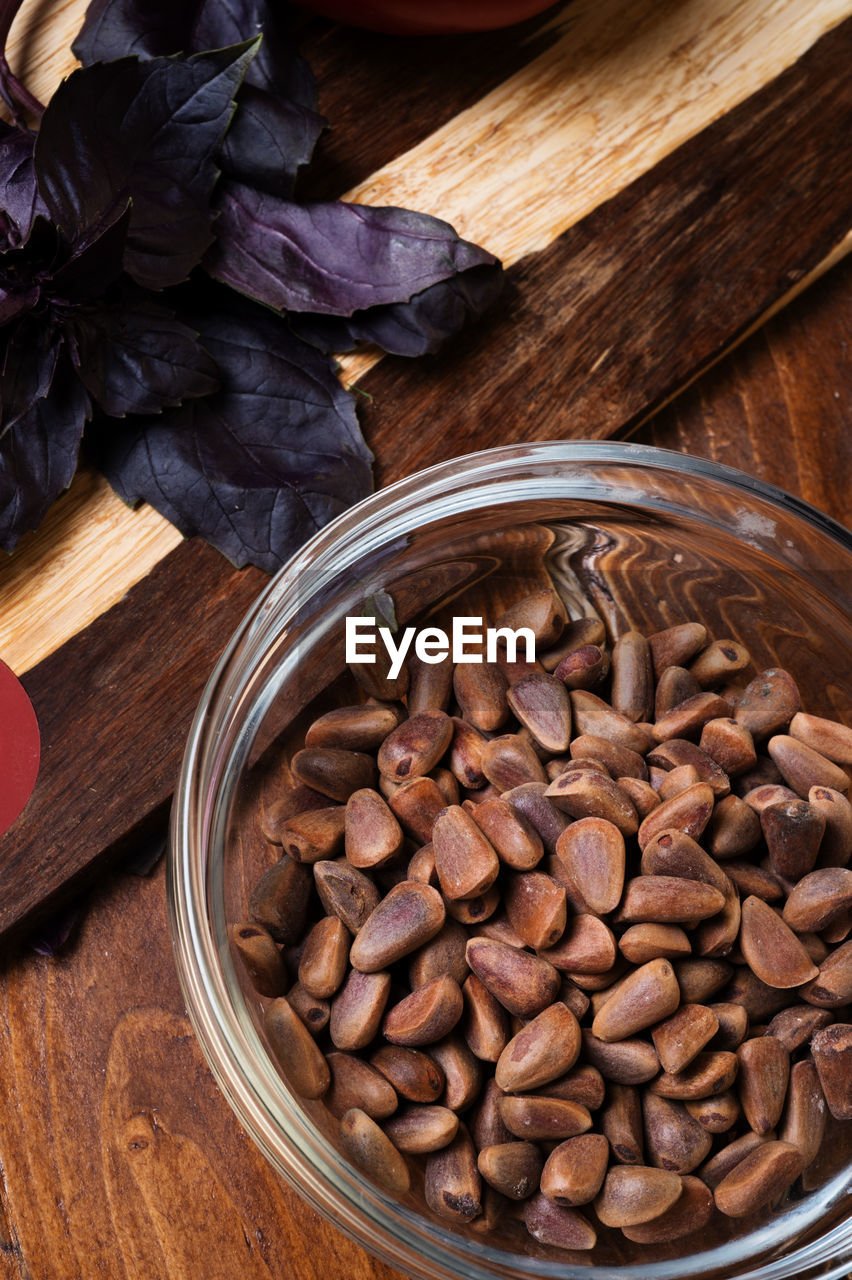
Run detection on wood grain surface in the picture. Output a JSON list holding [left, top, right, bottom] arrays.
[[0, 473, 182, 677], [0, 4, 850, 1276], [636, 258, 852, 525], [0, 546, 266, 939], [0, 0, 848, 673], [0, 244, 848, 1280], [0, 865, 404, 1280], [359, 17, 852, 483]]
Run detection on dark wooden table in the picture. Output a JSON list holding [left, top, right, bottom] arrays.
[[0, 2, 850, 1276]]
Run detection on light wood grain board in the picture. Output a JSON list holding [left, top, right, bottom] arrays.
[[0, 0, 849, 673], [0, 474, 181, 676]]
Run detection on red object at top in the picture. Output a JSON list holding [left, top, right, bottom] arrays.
[[0, 658, 40, 837], [298, 0, 555, 34]]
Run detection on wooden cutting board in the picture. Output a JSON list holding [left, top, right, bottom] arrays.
[[0, 0, 850, 940]]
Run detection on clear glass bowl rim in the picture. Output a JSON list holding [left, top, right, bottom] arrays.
[[168, 440, 852, 1280]]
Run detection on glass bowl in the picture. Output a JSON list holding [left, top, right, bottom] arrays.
[[168, 441, 852, 1280]]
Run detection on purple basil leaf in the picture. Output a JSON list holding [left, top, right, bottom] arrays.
[[293, 262, 504, 357], [0, 213, 56, 322], [28, 900, 83, 957], [0, 123, 47, 247], [123, 825, 167, 876], [34, 43, 257, 288], [0, 208, 59, 265], [89, 292, 372, 572], [73, 0, 322, 196], [1, 319, 60, 433], [50, 200, 132, 302], [218, 82, 325, 197], [207, 181, 500, 316], [0, 3, 44, 125], [192, 0, 324, 193], [206, 181, 501, 316], [73, 0, 311, 102], [0, 283, 36, 326], [71, 0, 193, 60], [171, 1, 323, 195], [193, 0, 313, 106], [0, 357, 90, 552], [68, 289, 219, 417]]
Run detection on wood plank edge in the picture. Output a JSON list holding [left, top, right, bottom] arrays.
[[3, 804, 171, 955], [622, 230, 852, 440], [0, 539, 267, 940]]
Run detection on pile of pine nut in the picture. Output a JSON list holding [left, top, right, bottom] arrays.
[[233, 591, 852, 1253]]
